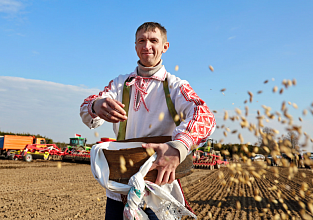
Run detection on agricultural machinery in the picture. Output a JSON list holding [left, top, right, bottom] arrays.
[[193, 139, 229, 170], [13, 144, 64, 162]]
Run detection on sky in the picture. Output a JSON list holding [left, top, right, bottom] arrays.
[[0, 0, 312, 151]]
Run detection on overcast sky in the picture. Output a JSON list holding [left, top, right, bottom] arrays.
[[1, 0, 312, 151]]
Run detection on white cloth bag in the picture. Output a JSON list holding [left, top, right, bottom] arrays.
[[90, 142, 197, 220]]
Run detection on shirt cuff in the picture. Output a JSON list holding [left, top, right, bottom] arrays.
[[166, 141, 188, 163]]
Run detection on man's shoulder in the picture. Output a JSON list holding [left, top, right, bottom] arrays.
[[166, 71, 189, 87], [112, 71, 135, 84]]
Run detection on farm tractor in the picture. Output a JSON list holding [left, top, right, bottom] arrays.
[[193, 138, 228, 170], [62, 135, 91, 162]]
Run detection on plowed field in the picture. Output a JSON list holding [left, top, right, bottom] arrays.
[[1, 158, 313, 219]]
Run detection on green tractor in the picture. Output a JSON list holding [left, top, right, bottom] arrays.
[[65, 136, 91, 152], [196, 138, 213, 153]]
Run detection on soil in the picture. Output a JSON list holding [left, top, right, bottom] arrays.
[[1, 158, 313, 219]]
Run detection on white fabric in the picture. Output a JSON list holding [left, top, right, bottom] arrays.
[[90, 141, 197, 220]]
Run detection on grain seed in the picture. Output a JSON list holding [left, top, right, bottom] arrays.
[[273, 86, 278, 93], [279, 88, 284, 94], [236, 201, 241, 210], [158, 112, 164, 121], [248, 91, 253, 103], [220, 88, 226, 92], [129, 159, 134, 167], [94, 132, 99, 137], [119, 156, 127, 173], [224, 111, 228, 121], [209, 65, 214, 72], [146, 148, 155, 156], [57, 162, 62, 169], [264, 80, 268, 84], [175, 65, 179, 71]]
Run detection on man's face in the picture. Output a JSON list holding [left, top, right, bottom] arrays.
[[135, 28, 169, 67]]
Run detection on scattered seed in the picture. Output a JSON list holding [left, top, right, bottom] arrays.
[[254, 196, 262, 202], [224, 111, 228, 121], [208, 211, 212, 218], [264, 80, 268, 84], [220, 88, 226, 92], [279, 88, 284, 94], [146, 148, 155, 156], [149, 124, 152, 128], [236, 201, 241, 210], [158, 112, 164, 121], [273, 86, 278, 93], [248, 91, 253, 103], [175, 65, 179, 71], [57, 162, 62, 169], [292, 103, 298, 109], [119, 156, 127, 173], [209, 65, 214, 72], [94, 132, 99, 137], [129, 159, 134, 167]]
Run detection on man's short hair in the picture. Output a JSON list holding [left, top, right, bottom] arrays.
[[135, 22, 167, 42]]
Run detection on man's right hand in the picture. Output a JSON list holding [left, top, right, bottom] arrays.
[[93, 97, 127, 123]]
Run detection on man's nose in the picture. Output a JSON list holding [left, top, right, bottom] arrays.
[[143, 41, 151, 49]]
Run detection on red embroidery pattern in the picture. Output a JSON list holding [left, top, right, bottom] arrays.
[[180, 84, 216, 146], [81, 95, 99, 118], [104, 80, 113, 93], [126, 76, 151, 112]]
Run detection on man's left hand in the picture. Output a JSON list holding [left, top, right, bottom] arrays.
[[142, 143, 180, 185]]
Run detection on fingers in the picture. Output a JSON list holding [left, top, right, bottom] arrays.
[[154, 168, 175, 185], [94, 98, 127, 122], [106, 98, 126, 116]]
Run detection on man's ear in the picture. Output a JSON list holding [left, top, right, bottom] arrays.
[[162, 42, 169, 53]]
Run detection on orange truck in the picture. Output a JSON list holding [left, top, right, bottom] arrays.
[[0, 135, 46, 159]]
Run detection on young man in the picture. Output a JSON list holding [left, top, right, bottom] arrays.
[[80, 22, 216, 219]]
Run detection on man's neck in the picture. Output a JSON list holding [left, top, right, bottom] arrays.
[[137, 60, 163, 77]]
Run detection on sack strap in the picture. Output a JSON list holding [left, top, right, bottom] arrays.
[[117, 76, 181, 141], [163, 78, 180, 126], [117, 77, 133, 141]]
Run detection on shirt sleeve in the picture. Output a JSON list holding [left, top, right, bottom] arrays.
[[168, 76, 216, 153], [80, 78, 122, 129]]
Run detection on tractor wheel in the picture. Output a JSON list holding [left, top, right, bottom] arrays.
[[44, 153, 49, 160], [214, 163, 220, 169], [24, 154, 33, 162], [4, 150, 11, 159], [9, 154, 15, 160]]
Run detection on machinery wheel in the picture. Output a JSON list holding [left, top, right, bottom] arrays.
[[214, 163, 220, 169], [44, 153, 49, 160], [9, 154, 15, 160], [4, 150, 11, 159], [24, 154, 33, 162]]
